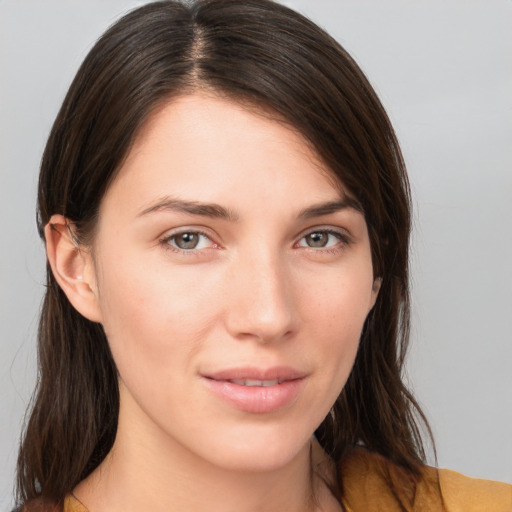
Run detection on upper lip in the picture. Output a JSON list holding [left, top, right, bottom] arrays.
[[202, 366, 306, 382]]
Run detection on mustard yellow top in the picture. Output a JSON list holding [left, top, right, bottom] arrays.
[[25, 449, 512, 512], [339, 448, 512, 511]]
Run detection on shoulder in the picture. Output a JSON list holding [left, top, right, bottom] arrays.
[[339, 447, 512, 512], [436, 467, 512, 512]]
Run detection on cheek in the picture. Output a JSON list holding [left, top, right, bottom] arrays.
[[298, 262, 374, 385], [95, 257, 221, 382], [298, 260, 374, 331]]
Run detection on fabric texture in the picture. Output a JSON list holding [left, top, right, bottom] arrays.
[[22, 448, 512, 512], [340, 448, 512, 511]]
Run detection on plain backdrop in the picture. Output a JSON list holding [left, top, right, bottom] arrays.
[[1, 0, 511, 508]]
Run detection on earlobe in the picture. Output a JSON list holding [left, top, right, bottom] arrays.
[[44, 214, 102, 323], [370, 276, 382, 309]]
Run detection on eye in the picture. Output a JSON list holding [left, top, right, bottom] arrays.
[[297, 229, 346, 249], [162, 230, 214, 251]]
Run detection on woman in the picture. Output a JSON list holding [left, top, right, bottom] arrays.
[[15, 1, 511, 511]]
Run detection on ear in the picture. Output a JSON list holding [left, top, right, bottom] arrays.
[[44, 214, 103, 323], [369, 276, 382, 310]]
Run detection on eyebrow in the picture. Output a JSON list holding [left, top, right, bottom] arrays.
[[297, 198, 363, 219], [137, 196, 362, 221], [137, 196, 239, 221]]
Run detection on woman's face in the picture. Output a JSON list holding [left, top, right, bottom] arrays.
[[88, 94, 379, 472]]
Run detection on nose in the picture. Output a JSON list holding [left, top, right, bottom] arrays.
[[223, 247, 297, 344]]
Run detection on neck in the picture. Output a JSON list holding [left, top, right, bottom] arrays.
[[73, 392, 338, 512]]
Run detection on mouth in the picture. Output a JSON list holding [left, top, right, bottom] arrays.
[[203, 365, 306, 383], [227, 379, 284, 387], [201, 366, 306, 414]]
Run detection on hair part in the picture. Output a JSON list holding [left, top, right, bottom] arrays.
[[17, 0, 433, 507]]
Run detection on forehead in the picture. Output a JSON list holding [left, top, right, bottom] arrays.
[[101, 93, 352, 219]]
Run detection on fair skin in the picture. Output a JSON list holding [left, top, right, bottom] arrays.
[[46, 94, 380, 512]]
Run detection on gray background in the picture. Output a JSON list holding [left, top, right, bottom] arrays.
[[1, 0, 511, 508]]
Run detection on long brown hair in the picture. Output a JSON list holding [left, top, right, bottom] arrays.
[[16, 0, 433, 507]]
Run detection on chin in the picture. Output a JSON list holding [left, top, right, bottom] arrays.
[[194, 424, 313, 474]]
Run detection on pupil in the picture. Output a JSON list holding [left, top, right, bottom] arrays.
[[176, 232, 199, 249], [307, 232, 327, 247]]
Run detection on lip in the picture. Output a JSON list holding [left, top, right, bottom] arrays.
[[201, 366, 306, 414]]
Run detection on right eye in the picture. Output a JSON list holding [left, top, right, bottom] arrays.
[[160, 230, 215, 252]]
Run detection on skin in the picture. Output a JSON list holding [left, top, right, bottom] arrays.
[[47, 94, 380, 512]]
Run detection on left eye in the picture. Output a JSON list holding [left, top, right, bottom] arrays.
[[298, 230, 342, 248], [165, 231, 212, 250]]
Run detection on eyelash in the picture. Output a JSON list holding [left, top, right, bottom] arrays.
[[297, 228, 351, 254], [159, 229, 216, 255], [158, 227, 351, 256]]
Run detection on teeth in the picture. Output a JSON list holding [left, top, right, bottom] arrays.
[[230, 379, 280, 387]]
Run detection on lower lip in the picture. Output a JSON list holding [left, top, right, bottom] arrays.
[[203, 378, 304, 413]]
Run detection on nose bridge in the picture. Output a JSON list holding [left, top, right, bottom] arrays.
[[224, 242, 296, 342]]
